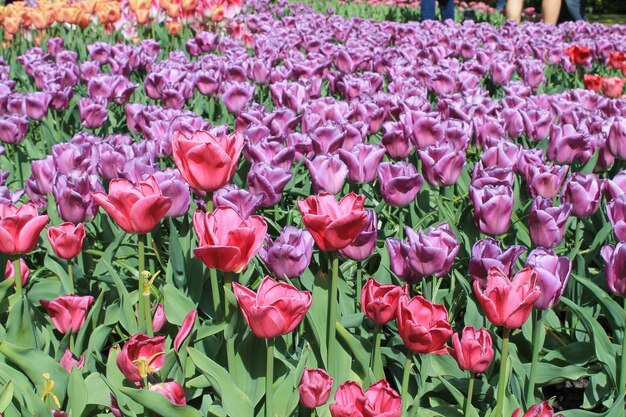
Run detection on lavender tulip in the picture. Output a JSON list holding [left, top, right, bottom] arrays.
[[78, 98, 108, 129], [338, 144, 386, 184], [606, 195, 626, 242], [259, 227, 314, 279], [381, 121, 411, 160], [340, 210, 378, 261], [525, 248, 572, 309], [244, 140, 295, 171], [377, 162, 424, 207], [305, 154, 348, 195], [404, 224, 460, 279], [604, 171, 626, 201], [418, 142, 466, 187], [601, 243, 626, 298], [607, 118, 626, 160], [562, 173, 602, 218], [52, 171, 104, 223], [525, 163, 569, 199], [247, 163, 293, 207], [213, 185, 264, 219], [468, 238, 526, 285], [221, 81, 255, 114], [469, 183, 514, 236], [151, 169, 191, 217], [529, 197, 572, 248], [0, 115, 29, 144]]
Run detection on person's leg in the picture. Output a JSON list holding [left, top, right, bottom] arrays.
[[421, 0, 436, 20], [563, 0, 583, 20], [542, 0, 562, 24], [439, 0, 455, 21], [496, 0, 507, 11], [505, 0, 524, 22]]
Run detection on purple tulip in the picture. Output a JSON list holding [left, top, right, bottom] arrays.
[[259, 226, 314, 279], [340, 210, 378, 261], [78, 98, 108, 129], [247, 163, 293, 207], [468, 238, 526, 285], [561, 173, 602, 218], [469, 183, 514, 236], [381, 121, 411, 160], [151, 169, 191, 217], [195, 69, 221, 96], [377, 162, 424, 207], [471, 162, 514, 187], [52, 170, 104, 223], [524, 163, 569, 199], [480, 141, 520, 169], [606, 195, 626, 242], [305, 154, 348, 195], [221, 81, 255, 114], [418, 141, 466, 187], [490, 61, 516, 85], [607, 117, 626, 160], [406, 114, 444, 150], [213, 185, 264, 219], [386, 237, 418, 283], [244, 139, 295, 171], [310, 124, 345, 155], [601, 243, 626, 298], [521, 109, 553, 141], [547, 124, 589, 165], [604, 171, 626, 201], [516, 148, 545, 176], [525, 248, 572, 310], [338, 144, 386, 184], [529, 197, 572, 248], [0, 115, 29, 144], [28, 156, 56, 196]]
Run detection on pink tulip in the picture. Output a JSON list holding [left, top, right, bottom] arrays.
[[116, 334, 166, 383], [47, 222, 86, 260], [299, 368, 334, 409], [5, 258, 29, 286], [174, 310, 197, 351], [150, 381, 186, 406], [60, 348, 85, 372], [0, 202, 49, 255], [448, 326, 494, 373], [40, 294, 94, 334]]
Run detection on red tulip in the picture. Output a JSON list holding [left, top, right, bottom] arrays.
[[116, 334, 166, 383], [329, 380, 402, 417], [152, 304, 167, 333], [447, 326, 494, 373], [172, 130, 244, 192], [174, 310, 197, 351], [47, 222, 86, 260], [297, 193, 369, 251], [473, 267, 541, 329], [92, 176, 171, 234], [361, 278, 403, 325], [512, 401, 564, 417], [40, 294, 94, 334], [193, 206, 267, 273], [0, 202, 48, 255], [583, 74, 603, 92], [5, 258, 29, 286], [232, 276, 312, 338], [60, 348, 85, 372], [149, 381, 186, 406], [564, 45, 590, 65], [299, 368, 334, 409], [396, 294, 453, 354], [329, 381, 365, 417]]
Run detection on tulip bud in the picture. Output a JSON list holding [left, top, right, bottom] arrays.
[[525, 248, 571, 310], [469, 183, 514, 236], [60, 348, 85, 373], [47, 222, 86, 260], [361, 278, 403, 325], [601, 243, 626, 298], [339, 210, 378, 261], [40, 295, 94, 334], [149, 381, 186, 406], [528, 197, 572, 248], [512, 401, 564, 417], [299, 368, 334, 409], [377, 162, 424, 207], [561, 173, 602, 218], [418, 141, 466, 187], [259, 227, 314, 279], [5, 258, 29, 287], [174, 310, 197, 351], [448, 326, 494, 373]]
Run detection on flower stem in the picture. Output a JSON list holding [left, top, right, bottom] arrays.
[[224, 272, 236, 381], [371, 324, 383, 380], [328, 251, 339, 376], [495, 327, 511, 417], [138, 234, 146, 334], [620, 298, 626, 399], [526, 309, 545, 407], [143, 272, 153, 337], [464, 373, 475, 416], [401, 353, 414, 415], [266, 337, 275, 417], [13, 258, 22, 297], [206, 193, 222, 320], [356, 260, 362, 310], [68, 263, 75, 294]]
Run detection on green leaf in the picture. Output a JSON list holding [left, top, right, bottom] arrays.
[[163, 284, 197, 325], [272, 344, 310, 417], [68, 367, 87, 417], [187, 347, 253, 417], [0, 381, 13, 413], [120, 386, 202, 417]]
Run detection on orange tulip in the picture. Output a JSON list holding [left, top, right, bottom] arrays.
[[167, 20, 182, 35], [181, 0, 198, 12], [4, 16, 21, 34]]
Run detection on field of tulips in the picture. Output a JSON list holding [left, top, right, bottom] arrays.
[[2, 0, 626, 416]]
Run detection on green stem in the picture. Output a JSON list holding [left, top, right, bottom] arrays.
[[495, 327, 511, 417], [144, 275, 153, 337], [206, 193, 222, 320], [138, 235, 146, 334], [328, 251, 339, 376], [418, 353, 430, 409], [14, 144, 22, 184], [68, 263, 75, 294], [464, 374, 475, 416], [526, 309, 545, 407], [69, 333, 75, 354], [401, 353, 414, 415], [13, 258, 23, 297], [371, 324, 383, 380], [620, 298, 626, 400], [356, 261, 362, 310], [224, 272, 236, 380], [266, 338, 275, 417]]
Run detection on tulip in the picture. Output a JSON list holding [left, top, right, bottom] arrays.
[[603, 77, 625, 98], [397, 294, 453, 354], [525, 248, 572, 310], [547, 124, 588, 165], [244, 140, 295, 171], [305, 154, 348, 195], [40, 295, 94, 334], [151, 169, 191, 218], [0, 202, 49, 255], [92, 176, 172, 235], [338, 143, 387, 184], [172, 130, 244, 192], [150, 381, 186, 406], [247, 163, 293, 207], [60, 349, 85, 373], [220, 81, 255, 113], [561, 173, 602, 218], [116, 334, 166, 383], [385, 238, 419, 283], [52, 171, 104, 224], [524, 164, 569, 199], [152, 304, 166, 333], [512, 401, 564, 417], [405, 224, 460, 278], [174, 310, 197, 351], [299, 368, 334, 409], [297, 193, 368, 252], [232, 276, 312, 338], [259, 226, 314, 279], [583, 74, 603, 92], [469, 183, 514, 236], [528, 197, 572, 248], [78, 97, 108, 129], [47, 222, 86, 260], [607, 195, 626, 242], [601, 243, 626, 297], [0, 115, 29, 144], [361, 278, 403, 326], [329, 381, 366, 417], [468, 238, 526, 286], [448, 326, 494, 373], [608, 118, 626, 160], [564, 45, 591, 65], [5, 258, 29, 287], [330, 380, 402, 417], [473, 267, 541, 329], [490, 61, 516, 85], [377, 162, 424, 207], [381, 121, 411, 160], [214, 185, 264, 219], [193, 207, 267, 273], [418, 142, 466, 187], [340, 210, 378, 261]]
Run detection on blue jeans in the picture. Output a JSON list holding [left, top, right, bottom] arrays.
[[496, 0, 506, 10], [421, 0, 455, 21], [563, 0, 586, 20]]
